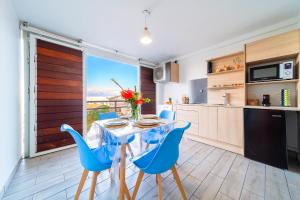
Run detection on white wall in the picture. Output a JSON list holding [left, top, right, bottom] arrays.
[[0, 0, 21, 196], [157, 17, 300, 104]]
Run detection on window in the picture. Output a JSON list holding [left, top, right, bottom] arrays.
[[86, 55, 138, 127]]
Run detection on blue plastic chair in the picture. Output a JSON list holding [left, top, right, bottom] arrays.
[[99, 112, 135, 157], [61, 124, 112, 200], [141, 110, 176, 148], [131, 122, 191, 200]]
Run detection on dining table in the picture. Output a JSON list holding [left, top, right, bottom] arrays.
[[87, 117, 176, 200]]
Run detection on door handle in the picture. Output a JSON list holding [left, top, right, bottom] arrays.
[[271, 114, 282, 118]]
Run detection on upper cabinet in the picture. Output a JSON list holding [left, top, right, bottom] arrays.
[[165, 61, 179, 82], [245, 30, 300, 63]]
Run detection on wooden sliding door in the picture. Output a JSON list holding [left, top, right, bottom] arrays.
[[33, 38, 83, 154], [140, 66, 156, 114]]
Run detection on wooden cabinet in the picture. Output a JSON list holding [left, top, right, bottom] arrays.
[[245, 30, 300, 63], [198, 106, 208, 137], [166, 61, 179, 83], [176, 104, 244, 154], [176, 107, 198, 136], [198, 106, 218, 140], [217, 107, 243, 147]]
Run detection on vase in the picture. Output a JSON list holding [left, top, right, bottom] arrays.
[[130, 103, 141, 121]]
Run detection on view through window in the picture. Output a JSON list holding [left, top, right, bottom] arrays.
[[86, 55, 138, 128]]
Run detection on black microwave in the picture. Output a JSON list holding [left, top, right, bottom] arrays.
[[248, 60, 294, 82]]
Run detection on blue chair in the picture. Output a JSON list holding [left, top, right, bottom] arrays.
[[132, 122, 191, 200], [99, 112, 135, 157], [61, 124, 112, 200], [142, 110, 176, 148]]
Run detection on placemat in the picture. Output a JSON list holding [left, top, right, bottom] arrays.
[[141, 116, 160, 120], [104, 122, 129, 129], [133, 122, 161, 129]]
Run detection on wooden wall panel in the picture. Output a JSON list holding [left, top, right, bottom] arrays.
[[36, 39, 83, 152], [140, 66, 156, 114]]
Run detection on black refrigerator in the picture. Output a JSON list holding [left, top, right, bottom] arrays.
[[244, 108, 288, 169]]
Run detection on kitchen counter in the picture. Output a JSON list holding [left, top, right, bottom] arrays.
[[176, 103, 243, 107], [176, 104, 300, 111], [244, 105, 300, 111]]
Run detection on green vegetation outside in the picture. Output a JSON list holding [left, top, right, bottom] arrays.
[[87, 105, 110, 129]]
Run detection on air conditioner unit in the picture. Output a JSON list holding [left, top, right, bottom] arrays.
[[153, 65, 167, 83], [153, 62, 179, 83]]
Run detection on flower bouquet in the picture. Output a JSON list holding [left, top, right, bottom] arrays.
[[112, 79, 151, 120]]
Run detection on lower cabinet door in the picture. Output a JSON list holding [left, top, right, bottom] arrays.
[[198, 106, 218, 140], [198, 107, 209, 138], [208, 107, 218, 140], [218, 107, 243, 147], [177, 109, 199, 136]]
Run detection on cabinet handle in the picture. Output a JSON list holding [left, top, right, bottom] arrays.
[[271, 114, 282, 118]]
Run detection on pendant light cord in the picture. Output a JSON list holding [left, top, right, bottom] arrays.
[[143, 10, 150, 28]]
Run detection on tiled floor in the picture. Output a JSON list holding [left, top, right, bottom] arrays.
[[2, 138, 300, 200]]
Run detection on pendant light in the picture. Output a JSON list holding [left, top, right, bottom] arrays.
[[140, 10, 152, 45]]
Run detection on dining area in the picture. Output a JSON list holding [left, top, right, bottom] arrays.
[[62, 109, 190, 200]]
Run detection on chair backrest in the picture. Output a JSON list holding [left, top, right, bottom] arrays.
[[159, 110, 176, 120], [99, 112, 118, 120], [143, 122, 191, 174], [60, 124, 101, 171]]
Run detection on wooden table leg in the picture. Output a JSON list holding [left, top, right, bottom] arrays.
[[119, 143, 128, 200]]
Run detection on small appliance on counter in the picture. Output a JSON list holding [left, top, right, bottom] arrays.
[[182, 96, 189, 104], [248, 60, 294, 83], [262, 94, 271, 106], [281, 89, 291, 107], [247, 99, 259, 106]]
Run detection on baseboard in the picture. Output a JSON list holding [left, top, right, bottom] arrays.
[[0, 158, 21, 200]]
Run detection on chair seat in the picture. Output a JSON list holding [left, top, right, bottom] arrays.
[[141, 129, 162, 144], [109, 134, 135, 145], [91, 146, 113, 171]]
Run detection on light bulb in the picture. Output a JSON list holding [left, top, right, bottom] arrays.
[[140, 27, 152, 45]]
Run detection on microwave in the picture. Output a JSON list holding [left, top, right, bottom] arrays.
[[248, 60, 294, 82]]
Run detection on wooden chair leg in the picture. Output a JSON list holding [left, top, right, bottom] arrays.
[[89, 172, 100, 200], [171, 166, 187, 200], [156, 174, 163, 200], [124, 182, 131, 200], [132, 171, 145, 200], [75, 169, 89, 200], [127, 144, 134, 157]]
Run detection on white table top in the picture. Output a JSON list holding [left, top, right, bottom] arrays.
[[94, 118, 176, 138]]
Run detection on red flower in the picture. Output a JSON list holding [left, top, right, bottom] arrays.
[[135, 99, 144, 105], [121, 90, 134, 99]]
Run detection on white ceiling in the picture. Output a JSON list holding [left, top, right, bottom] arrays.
[[12, 0, 300, 62]]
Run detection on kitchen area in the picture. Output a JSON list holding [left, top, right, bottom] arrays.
[[157, 29, 300, 171]]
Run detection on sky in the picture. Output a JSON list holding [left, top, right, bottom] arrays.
[[86, 55, 138, 99]]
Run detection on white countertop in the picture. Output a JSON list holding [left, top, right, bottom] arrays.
[[243, 105, 300, 111], [176, 103, 300, 111]]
